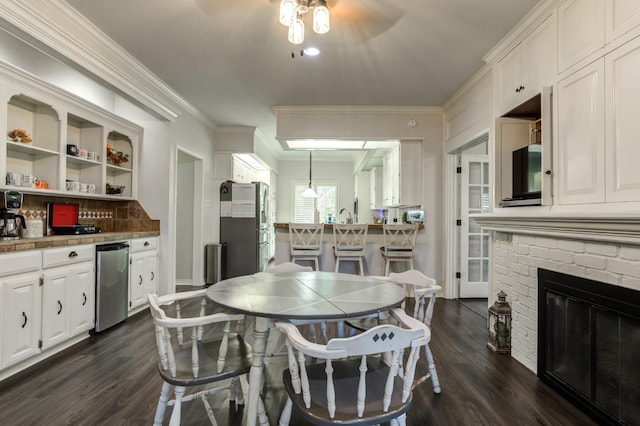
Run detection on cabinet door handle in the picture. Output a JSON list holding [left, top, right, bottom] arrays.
[[22, 312, 28, 328], [82, 292, 87, 306], [57, 300, 63, 315], [150, 271, 155, 281], [515, 87, 520, 93], [144, 241, 150, 247], [68, 251, 78, 258], [139, 275, 143, 285], [520, 85, 525, 91]]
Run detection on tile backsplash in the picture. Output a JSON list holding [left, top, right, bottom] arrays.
[[18, 194, 159, 234]]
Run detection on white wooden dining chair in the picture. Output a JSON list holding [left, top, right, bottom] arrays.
[[333, 223, 368, 275], [275, 307, 430, 426], [148, 290, 268, 425], [345, 270, 442, 394], [289, 223, 324, 270], [380, 223, 419, 276]]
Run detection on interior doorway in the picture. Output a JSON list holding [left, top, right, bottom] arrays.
[[445, 133, 490, 299], [175, 149, 203, 286], [459, 152, 490, 297]]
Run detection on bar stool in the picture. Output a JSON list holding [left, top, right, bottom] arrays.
[[289, 223, 324, 270], [380, 223, 418, 276], [332, 223, 368, 275]]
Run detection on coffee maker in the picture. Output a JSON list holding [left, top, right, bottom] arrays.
[[1, 191, 26, 241]]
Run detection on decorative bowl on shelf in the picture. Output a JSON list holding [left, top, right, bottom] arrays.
[[106, 183, 126, 195], [106, 144, 129, 166]]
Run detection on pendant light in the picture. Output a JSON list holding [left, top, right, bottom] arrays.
[[302, 151, 318, 198]]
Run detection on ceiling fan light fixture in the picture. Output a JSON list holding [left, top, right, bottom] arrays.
[[288, 15, 305, 44], [279, 0, 296, 26], [280, 0, 330, 45], [313, 1, 330, 34]]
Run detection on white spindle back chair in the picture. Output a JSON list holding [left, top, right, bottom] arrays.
[[380, 223, 419, 275], [148, 290, 267, 425], [276, 308, 429, 426], [289, 223, 324, 270], [333, 223, 368, 275]]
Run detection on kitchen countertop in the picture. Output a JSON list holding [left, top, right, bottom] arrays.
[[273, 223, 424, 230], [0, 231, 160, 253]]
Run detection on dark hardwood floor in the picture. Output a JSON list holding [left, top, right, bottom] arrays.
[[0, 296, 596, 425]]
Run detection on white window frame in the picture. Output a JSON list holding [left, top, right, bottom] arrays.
[[292, 179, 339, 223]]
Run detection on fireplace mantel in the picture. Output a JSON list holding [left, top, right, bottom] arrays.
[[472, 213, 640, 245]]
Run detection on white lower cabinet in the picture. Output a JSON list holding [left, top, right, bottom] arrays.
[[41, 262, 95, 349], [1, 272, 42, 369], [41, 268, 70, 349], [129, 237, 158, 311]]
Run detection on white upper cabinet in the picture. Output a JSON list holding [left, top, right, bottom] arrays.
[[558, 0, 605, 73], [605, 0, 640, 43], [557, 59, 606, 205], [369, 167, 383, 209], [605, 35, 640, 202], [496, 13, 557, 115], [382, 141, 421, 208]]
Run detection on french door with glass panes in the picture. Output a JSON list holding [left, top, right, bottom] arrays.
[[460, 155, 490, 298]]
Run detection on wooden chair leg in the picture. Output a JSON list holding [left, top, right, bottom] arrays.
[[169, 386, 186, 426], [257, 396, 269, 425], [334, 258, 340, 273], [154, 381, 171, 426], [424, 344, 441, 393], [279, 397, 293, 426], [358, 258, 364, 275]]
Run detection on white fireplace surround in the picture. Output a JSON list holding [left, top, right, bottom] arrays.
[[473, 214, 640, 372]]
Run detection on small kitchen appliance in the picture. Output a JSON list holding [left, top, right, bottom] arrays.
[[47, 202, 100, 235], [406, 209, 425, 224], [0, 191, 26, 240]]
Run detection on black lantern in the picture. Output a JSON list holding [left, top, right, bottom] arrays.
[[488, 290, 512, 353]]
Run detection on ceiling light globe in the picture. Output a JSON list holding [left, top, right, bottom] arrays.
[[288, 17, 305, 44], [279, 0, 296, 26], [313, 5, 330, 34], [302, 186, 318, 198]]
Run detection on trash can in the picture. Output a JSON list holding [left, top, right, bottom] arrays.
[[204, 243, 226, 285]]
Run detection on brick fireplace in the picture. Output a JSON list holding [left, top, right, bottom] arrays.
[[492, 232, 640, 372], [474, 214, 640, 423]]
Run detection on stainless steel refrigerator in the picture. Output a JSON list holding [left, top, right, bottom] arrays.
[[220, 181, 270, 278]]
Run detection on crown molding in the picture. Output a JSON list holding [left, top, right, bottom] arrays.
[[483, 0, 561, 66], [0, 0, 210, 125]]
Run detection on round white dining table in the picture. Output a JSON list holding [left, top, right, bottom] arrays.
[[206, 271, 405, 426]]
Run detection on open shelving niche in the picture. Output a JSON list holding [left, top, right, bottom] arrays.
[[2, 83, 140, 200], [5, 94, 60, 191]]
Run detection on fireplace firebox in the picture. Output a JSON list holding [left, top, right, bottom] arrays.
[[537, 269, 640, 425]]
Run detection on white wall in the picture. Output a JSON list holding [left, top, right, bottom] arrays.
[[176, 151, 195, 282]]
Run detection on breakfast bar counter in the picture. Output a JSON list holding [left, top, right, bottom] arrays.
[[273, 222, 424, 275]]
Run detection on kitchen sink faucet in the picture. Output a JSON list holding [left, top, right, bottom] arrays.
[[339, 207, 353, 224]]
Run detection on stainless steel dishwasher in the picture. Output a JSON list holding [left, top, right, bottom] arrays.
[[95, 242, 129, 332]]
